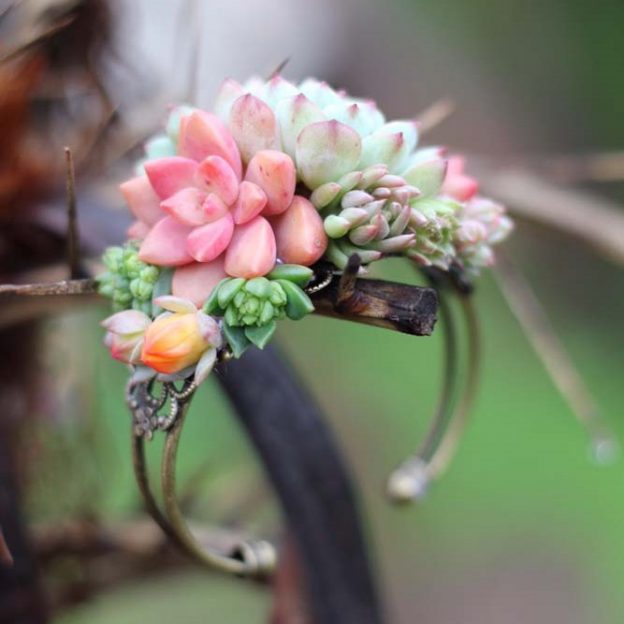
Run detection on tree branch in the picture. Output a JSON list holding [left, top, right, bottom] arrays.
[[0, 275, 438, 336]]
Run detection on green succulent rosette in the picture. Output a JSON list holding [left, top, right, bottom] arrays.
[[204, 264, 315, 357]]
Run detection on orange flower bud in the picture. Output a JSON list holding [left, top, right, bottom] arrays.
[[141, 300, 220, 375]]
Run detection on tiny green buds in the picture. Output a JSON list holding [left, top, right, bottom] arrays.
[[204, 267, 315, 357], [97, 243, 161, 313]]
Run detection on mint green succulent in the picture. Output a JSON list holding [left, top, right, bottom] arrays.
[[97, 243, 160, 314], [406, 198, 459, 269], [313, 164, 418, 269], [402, 148, 461, 269], [204, 265, 315, 357]]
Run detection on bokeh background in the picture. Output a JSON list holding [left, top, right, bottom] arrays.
[[3, 0, 624, 622]]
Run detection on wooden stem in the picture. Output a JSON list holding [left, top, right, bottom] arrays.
[[0, 275, 438, 337]]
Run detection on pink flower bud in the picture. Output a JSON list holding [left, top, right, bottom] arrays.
[[101, 310, 151, 364]]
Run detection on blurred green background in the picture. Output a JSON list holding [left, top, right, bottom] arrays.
[[19, 0, 624, 622]]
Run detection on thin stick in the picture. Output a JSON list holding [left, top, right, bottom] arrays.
[[544, 151, 624, 183], [0, 275, 438, 336], [0, 527, 13, 567], [0, 279, 96, 296], [0, 0, 22, 22], [477, 165, 624, 265], [416, 98, 455, 135], [0, 16, 74, 64], [64, 147, 80, 279], [494, 252, 617, 463], [268, 57, 291, 79], [335, 254, 361, 305]]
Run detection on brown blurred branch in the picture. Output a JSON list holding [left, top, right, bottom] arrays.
[[476, 164, 624, 265], [0, 528, 12, 567], [416, 98, 455, 135], [494, 252, 616, 460], [0, 274, 438, 336], [64, 148, 81, 279], [543, 151, 624, 183], [33, 517, 263, 611]]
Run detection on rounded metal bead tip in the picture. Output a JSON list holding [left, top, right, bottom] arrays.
[[231, 539, 278, 579], [385, 458, 430, 504]]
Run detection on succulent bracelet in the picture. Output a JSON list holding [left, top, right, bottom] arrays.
[[97, 75, 513, 577]]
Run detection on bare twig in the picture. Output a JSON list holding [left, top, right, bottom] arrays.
[[0, 528, 13, 567], [0, 279, 96, 297], [64, 147, 80, 279], [312, 273, 438, 336], [494, 252, 617, 462], [0, 274, 438, 336], [416, 98, 455, 135], [477, 165, 624, 265], [0, 15, 74, 64], [0, 0, 22, 22], [544, 151, 624, 183], [335, 254, 361, 305], [268, 58, 291, 79]]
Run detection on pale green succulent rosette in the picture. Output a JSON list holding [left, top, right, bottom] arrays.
[[400, 147, 460, 269], [313, 164, 418, 268]]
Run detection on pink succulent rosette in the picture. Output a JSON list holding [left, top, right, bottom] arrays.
[[121, 111, 327, 308]]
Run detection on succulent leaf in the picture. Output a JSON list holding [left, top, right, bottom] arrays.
[[267, 264, 313, 287], [277, 280, 315, 320], [244, 321, 276, 349], [222, 323, 251, 358]]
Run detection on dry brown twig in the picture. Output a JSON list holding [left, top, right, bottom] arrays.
[[476, 163, 624, 266], [415, 98, 456, 135]]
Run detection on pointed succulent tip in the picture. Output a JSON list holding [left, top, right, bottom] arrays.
[[178, 110, 243, 179], [186, 213, 234, 263], [144, 157, 198, 200], [224, 216, 277, 278], [232, 181, 267, 225], [196, 155, 240, 205], [194, 347, 218, 386], [310, 182, 342, 209], [272, 196, 328, 265], [295, 120, 362, 189], [160, 187, 210, 227], [101, 309, 151, 332], [275, 94, 326, 159], [138, 217, 194, 266], [245, 150, 296, 216], [213, 77, 245, 121], [229, 94, 280, 164], [153, 295, 197, 314]]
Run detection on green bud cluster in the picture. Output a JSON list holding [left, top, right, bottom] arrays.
[[204, 264, 316, 357], [222, 277, 288, 327], [97, 243, 160, 313]]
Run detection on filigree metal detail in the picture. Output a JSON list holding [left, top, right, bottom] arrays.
[[126, 378, 197, 439]]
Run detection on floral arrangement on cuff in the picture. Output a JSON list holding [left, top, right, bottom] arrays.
[[98, 75, 513, 386]]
